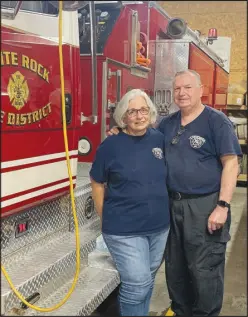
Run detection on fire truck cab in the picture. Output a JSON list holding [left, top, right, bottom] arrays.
[[1, 1, 228, 315]]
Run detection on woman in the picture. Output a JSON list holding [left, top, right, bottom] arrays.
[[90, 89, 170, 316]]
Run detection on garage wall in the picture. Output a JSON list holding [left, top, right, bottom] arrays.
[[158, 1, 247, 90]]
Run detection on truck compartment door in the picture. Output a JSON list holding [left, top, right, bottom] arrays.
[[153, 40, 190, 115], [213, 64, 229, 110], [189, 43, 215, 107], [105, 64, 122, 135]]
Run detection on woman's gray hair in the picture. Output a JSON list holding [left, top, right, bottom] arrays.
[[113, 89, 157, 128]]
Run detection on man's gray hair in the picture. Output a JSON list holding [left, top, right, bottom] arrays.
[[113, 89, 157, 128], [174, 69, 202, 86]]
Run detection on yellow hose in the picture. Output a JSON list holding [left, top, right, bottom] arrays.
[[1, 1, 81, 312]]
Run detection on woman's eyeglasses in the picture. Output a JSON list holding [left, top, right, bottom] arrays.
[[126, 107, 150, 118], [171, 126, 186, 145]]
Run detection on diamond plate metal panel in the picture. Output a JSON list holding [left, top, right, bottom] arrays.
[[2, 220, 101, 314], [76, 162, 92, 178], [155, 40, 189, 82], [76, 177, 92, 190], [2, 230, 68, 269], [24, 266, 120, 316], [2, 168, 96, 258], [70, 179, 99, 231], [154, 40, 190, 115], [88, 250, 117, 271], [1, 198, 70, 257], [1, 162, 115, 316]]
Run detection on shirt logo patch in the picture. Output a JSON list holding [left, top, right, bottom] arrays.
[[152, 148, 163, 159], [189, 135, 206, 149]]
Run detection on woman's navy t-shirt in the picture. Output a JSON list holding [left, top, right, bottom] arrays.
[[90, 128, 170, 236]]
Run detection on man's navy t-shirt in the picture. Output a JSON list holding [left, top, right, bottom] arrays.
[[90, 128, 170, 236], [158, 106, 242, 194]]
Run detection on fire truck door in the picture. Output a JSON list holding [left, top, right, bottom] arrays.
[[102, 61, 153, 141], [1, 3, 81, 215], [103, 63, 122, 138]]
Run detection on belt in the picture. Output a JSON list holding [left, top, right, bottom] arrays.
[[168, 191, 217, 201]]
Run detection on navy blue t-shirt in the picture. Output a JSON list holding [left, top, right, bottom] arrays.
[[158, 106, 242, 194], [90, 128, 170, 236]]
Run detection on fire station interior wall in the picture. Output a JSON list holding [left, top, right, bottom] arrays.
[[158, 1, 247, 91]]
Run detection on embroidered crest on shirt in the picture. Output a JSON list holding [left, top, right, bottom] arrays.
[[152, 148, 163, 159], [189, 136, 206, 149]]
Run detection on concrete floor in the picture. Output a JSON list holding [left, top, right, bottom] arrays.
[[220, 202, 247, 316], [93, 187, 247, 316], [149, 186, 247, 316]]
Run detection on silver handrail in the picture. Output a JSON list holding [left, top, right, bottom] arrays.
[[89, 1, 98, 124]]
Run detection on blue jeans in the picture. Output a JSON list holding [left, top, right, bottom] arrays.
[[103, 227, 170, 316]]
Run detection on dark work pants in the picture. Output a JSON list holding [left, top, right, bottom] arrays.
[[165, 192, 231, 316]]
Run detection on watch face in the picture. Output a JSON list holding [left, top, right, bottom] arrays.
[[218, 200, 229, 207]]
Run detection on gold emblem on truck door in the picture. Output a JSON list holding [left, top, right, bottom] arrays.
[[7, 71, 29, 110]]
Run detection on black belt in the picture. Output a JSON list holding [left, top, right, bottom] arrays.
[[168, 191, 217, 201]]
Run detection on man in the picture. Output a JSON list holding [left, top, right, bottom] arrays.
[[108, 70, 242, 316], [159, 70, 242, 316]]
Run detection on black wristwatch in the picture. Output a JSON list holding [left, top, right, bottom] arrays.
[[217, 200, 230, 209]]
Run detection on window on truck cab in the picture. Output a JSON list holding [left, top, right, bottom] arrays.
[[1, 1, 58, 15]]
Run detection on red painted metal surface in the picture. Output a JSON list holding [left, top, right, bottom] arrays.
[[1, 26, 81, 215], [1, 36, 80, 132], [2, 176, 76, 203], [77, 56, 104, 163], [1, 127, 80, 163], [1, 2, 229, 216], [103, 6, 133, 65], [78, 57, 154, 163], [105, 63, 153, 143], [1, 25, 25, 34], [2, 188, 72, 218], [78, 3, 157, 163], [189, 43, 215, 107], [121, 68, 153, 97], [125, 3, 149, 34], [105, 62, 121, 135], [149, 7, 169, 40], [213, 64, 229, 110]]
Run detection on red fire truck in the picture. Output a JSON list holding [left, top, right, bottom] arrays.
[[1, 1, 228, 315]]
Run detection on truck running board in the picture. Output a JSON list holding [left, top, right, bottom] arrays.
[[24, 260, 119, 316], [2, 219, 119, 315]]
